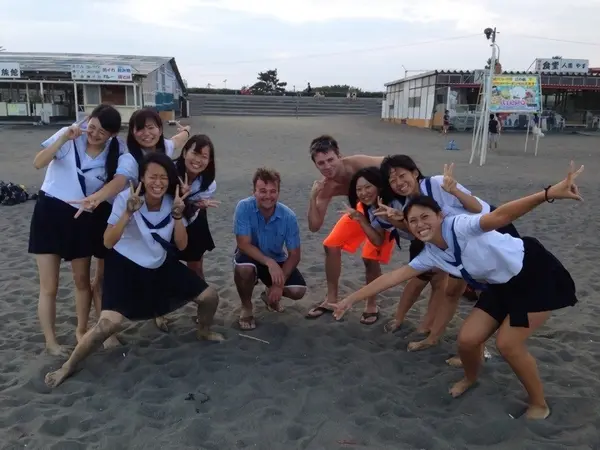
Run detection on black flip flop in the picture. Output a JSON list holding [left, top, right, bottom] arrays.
[[360, 309, 380, 325], [305, 306, 333, 320]]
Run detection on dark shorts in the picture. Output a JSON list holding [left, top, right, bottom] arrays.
[[474, 237, 577, 327], [233, 251, 306, 288], [28, 191, 107, 261], [102, 249, 209, 321], [175, 209, 215, 262]]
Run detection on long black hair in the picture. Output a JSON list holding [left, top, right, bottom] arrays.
[[380, 154, 425, 203], [348, 167, 384, 218], [403, 195, 442, 220], [127, 108, 167, 165], [174, 134, 215, 191], [89, 104, 122, 183], [138, 152, 179, 198]]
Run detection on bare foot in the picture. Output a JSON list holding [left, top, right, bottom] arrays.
[[197, 330, 225, 341], [260, 291, 285, 313], [45, 366, 73, 388], [525, 404, 550, 420], [154, 316, 169, 332], [384, 319, 402, 333], [407, 337, 439, 352], [238, 308, 255, 330], [445, 355, 463, 368], [102, 335, 122, 349], [46, 343, 70, 358], [449, 377, 476, 398]]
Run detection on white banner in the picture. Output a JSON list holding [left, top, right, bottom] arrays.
[[535, 58, 588, 74], [71, 64, 133, 82], [0, 62, 21, 78]]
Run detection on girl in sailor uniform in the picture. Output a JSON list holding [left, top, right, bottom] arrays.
[[29, 105, 124, 356], [44, 152, 225, 389], [174, 134, 218, 278], [377, 154, 519, 352], [115, 108, 192, 186], [331, 162, 583, 420]]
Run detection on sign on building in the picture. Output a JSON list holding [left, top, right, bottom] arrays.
[[490, 75, 542, 114], [535, 58, 588, 74], [71, 64, 133, 82], [0, 62, 21, 78]]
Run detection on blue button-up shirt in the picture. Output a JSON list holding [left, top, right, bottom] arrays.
[[233, 197, 301, 262]]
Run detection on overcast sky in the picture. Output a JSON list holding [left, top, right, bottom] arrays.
[[1, 0, 599, 91]]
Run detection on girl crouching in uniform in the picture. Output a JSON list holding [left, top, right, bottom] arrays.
[[44, 152, 225, 388], [29, 105, 123, 356], [174, 134, 218, 278], [331, 162, 583, 419]]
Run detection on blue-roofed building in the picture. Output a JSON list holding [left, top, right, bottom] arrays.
[[0, 52, 188, 124]]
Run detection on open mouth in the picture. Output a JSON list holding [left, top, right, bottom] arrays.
[[149, 186, 164, 195], [416, 229, 431, 239], [190, 162, 203, 171]]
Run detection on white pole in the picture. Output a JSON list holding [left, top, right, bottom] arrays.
[[73, 82, 79, 121], [534, 134, 540, 156], [480, 36, 497, 166], [524, 114, 530, 152]]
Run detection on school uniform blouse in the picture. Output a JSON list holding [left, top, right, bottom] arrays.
[[115, 139, 176, 184], [418, 175, 491, 217], [408, 214, 524, 284], [367, 199, 414, 242], [187, 176, 217, 202], [108, 189, 186, 269], [40, 127, 127, 206]]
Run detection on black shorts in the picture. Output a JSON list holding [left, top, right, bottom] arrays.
[[233, 251, 306, 288], [176, 209, 215, 262], [28, 190, 106, 261]]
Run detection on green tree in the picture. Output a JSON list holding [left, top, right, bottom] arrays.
[[251, 69, 287, 94]]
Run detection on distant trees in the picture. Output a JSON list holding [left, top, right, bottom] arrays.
[[250, 69, 287, 94]]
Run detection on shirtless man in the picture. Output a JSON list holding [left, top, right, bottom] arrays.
[[305, 135, 387, 324]]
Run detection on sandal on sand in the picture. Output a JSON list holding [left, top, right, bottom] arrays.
[[305, 305, 334, 319], [360, 308, 380, 325], [238, 316, 256, 330]]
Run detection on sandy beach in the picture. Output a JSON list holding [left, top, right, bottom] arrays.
[[1, 116, 599, 449]]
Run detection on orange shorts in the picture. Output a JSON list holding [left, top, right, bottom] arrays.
[[322, 204, 395, 264]]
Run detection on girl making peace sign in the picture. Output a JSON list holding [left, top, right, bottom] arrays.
[[44, 152, 224, 389], [330, 162, 583, 419]]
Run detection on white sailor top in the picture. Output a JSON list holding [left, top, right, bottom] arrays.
[[408, 214, 524, 286], [39, 127, 127, 207], [108, 189, 186, 269], [115, 139, 176, 184], [184, 175, 217, 225]]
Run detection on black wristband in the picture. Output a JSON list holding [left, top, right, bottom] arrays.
[[183, 129, 190, 137], [544, 185, 554, 203], [172, 213, 183, 220]]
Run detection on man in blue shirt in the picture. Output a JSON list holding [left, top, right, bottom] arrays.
[[233, 167, 306, 330]]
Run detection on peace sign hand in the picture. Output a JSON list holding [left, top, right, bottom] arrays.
[[126, 181, 144, 213], [547, 161, 584, 201], [172, 185, 190, 217], [61, 124, 85, 142], [373, 197, 403, 222], [441, 163, 458, 193], [196, 198, 221, 209], [178, 173, 191, 199], [338, 203, 362, 221]]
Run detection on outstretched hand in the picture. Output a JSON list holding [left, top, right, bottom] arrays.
[[126, 181, 144, 213], [327, 298, 352, 320], [547, 161, 584, 201], [196, 198, 221, 209], [441, 163, 457, 193]]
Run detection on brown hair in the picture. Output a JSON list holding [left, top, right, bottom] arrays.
[[252, 167, 281, 189], [310, 134, 340, 162]]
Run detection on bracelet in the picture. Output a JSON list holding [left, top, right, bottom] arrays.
[[183, 129, 190, 137], [172, 213, 183, 220], [544, 185, 554, 203]]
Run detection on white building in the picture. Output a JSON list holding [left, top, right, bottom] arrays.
[[0, 52, 188, 125]]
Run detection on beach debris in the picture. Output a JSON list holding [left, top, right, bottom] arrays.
[[239, 333, 270, 344], [484, 347, 492, 360], [337, 440, 358, 446], [185, 392, 211, 409]]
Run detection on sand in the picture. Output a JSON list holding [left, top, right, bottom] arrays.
[[1, 117, 599, 449]]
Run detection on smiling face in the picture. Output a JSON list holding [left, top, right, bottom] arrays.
[[142, 162, 169, 201], [184, 144, 210, 176], [388, 166, 420, 197], [405, 204, 443, 242], [355, 176, 378, 206], [86, 117, 113, 147], [312, 150, 342, 179], [134, 118, 162, 149], [254, 179, 279, 211]]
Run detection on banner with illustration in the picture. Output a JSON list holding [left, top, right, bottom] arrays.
[[489, 75, 542, 113]]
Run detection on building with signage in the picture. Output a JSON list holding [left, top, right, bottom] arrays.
[[382, 57, 600, 130], [0, 52, 188, 124]]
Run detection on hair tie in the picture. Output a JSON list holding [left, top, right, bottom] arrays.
[[544, 185, 554, 203]]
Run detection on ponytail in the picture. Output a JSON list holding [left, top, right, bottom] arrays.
[[105, 136, 120, 182]]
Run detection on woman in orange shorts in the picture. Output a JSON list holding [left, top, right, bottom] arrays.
[[306, 167, 403, 324]]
